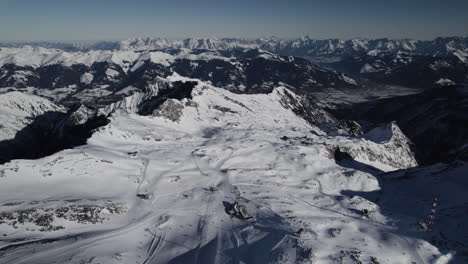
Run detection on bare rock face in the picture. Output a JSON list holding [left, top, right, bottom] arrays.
[[152, 99, 184, 122], [337, 120, 364, 136], [277, 87, 363, 136], [0, 200, 126, 232], [0, 93, 110, 165], [277, 88, 335, 127], [333, 85, 468, 165], [64, 104, 98, 126], [0, 91, 65, 142], [55, 103, 110, 147]]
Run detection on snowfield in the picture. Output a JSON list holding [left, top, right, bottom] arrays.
[[0, 80, 466, 263]]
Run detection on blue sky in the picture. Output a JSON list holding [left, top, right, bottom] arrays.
[[0, 0, 467, 41]]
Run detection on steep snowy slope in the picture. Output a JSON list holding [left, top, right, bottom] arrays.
[[1, 79, 463, 264], [0, 92, 110, 165], [0, 91, 64, 141], [333, 85, 468, 165]]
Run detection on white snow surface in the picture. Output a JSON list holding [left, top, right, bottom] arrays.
[[435, 78, 456, 86], [0, 84, 465, 263], [0, 91, 64, 141], [0, 46, 268, 69], [80, 72, 94, 85]]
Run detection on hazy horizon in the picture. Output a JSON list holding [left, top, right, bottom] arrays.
[[1, 35, 468, 44], [1, 0, 467, 42]]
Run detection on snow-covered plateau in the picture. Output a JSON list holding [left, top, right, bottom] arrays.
[[0, 76, 466, 264]]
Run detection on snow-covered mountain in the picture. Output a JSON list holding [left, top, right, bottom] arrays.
[[327, 51, 468, 88], [2, 76, 465, 264], [0, 47, 357, 105], [0, 91, 109, 165], [2, 36, 467, 60], [0, 91, 64, 142], [2, 36, 467, 90], [278, 37, 468, 61], [0, 37, 467, 264], [333, 84, 468, 165]]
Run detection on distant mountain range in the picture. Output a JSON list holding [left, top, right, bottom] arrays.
[[1, 36, 467, 61], [327, 51, 468, 88], [0, 48, 357, 105], [2, 36, 466, 89]]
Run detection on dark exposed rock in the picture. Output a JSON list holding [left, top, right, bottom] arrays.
[[278, 88, 334, 127], [0, 202, 126, 231], [337, 120, 364, 136], [152, 99, 184, 122], [136, 193, 151, 200], [277, 88, 363, 136], [333, 147, 353, 162], [138, 80, 198, 121], [328, 228, 342, 237], [212, 105, 238, 114], [34, 214, 54, 227], [0, 103, 110, 165]]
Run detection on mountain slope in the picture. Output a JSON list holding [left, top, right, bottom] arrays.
[[332, 85, 468, 165], [5, 80, 467, 264], [0, 92, 109, 164], [0, 47, 357, 105], [0, 91, 64, 141]]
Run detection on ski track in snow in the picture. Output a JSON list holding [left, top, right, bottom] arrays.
[[0, 85, 466, 264]]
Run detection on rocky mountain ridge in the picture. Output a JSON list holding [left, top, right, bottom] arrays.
[[0, 48, 357, 105], [332, 84, 468, 165], [0, 91, 109, 164], [2, 36, 467, 60]]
